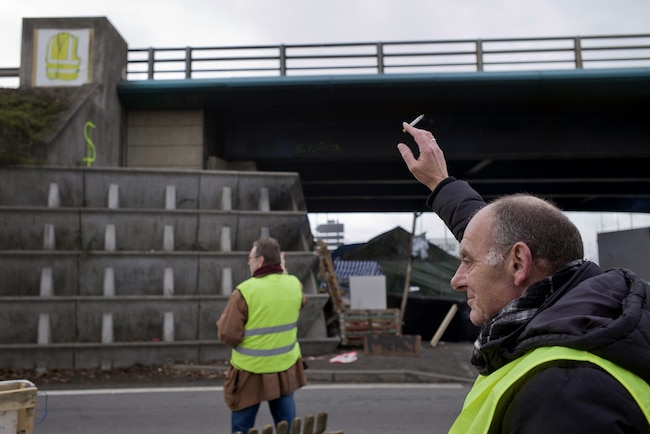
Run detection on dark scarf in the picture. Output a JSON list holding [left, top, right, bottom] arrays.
[[472, 259, 585, 374], [252, 264, 284, 278]]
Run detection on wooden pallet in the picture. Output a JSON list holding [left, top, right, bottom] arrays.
[[339, 308, 400, 347], [0, 380, 37, 434]]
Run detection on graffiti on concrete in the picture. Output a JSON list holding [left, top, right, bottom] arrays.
[[295, 142, 342, 154], [82, 121, 96, 167]]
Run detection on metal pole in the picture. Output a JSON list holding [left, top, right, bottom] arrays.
[[185, 47, 192, 79], [398, 211, 418, 335], [279, 45, 287, 76], [574, 37, 583, 69], [147, 48, 155, 80]]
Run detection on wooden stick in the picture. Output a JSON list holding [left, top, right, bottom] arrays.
[[430, 303, 458, 347], [289, 417, 302, 434], [398, 211, 419, 335], [315, 412, 328, 434], [302, 414, 315, 434], [277, 420, 288, 434]]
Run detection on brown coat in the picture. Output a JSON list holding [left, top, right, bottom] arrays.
[[217, 289, 307, 411]]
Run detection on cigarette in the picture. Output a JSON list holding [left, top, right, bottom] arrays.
[[403, 114, 424, 132]]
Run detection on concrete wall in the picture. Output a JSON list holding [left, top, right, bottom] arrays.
[[19, 17, 128, 167], [0, 166, 338, 370], [127, 110, 204, 169]]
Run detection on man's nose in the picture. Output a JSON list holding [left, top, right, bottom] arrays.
[[450, 266, 466, 292]]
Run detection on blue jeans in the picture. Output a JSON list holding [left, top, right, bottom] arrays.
[[231, 393, 295, 434]]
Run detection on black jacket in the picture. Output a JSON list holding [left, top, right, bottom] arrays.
[[428, 178, 650, 434]]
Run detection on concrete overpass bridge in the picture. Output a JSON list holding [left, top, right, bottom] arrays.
[[116, 34, 650, 214], [1, 20, 649, 371]]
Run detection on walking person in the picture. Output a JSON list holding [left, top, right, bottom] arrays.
[[398, 121, 650, 433], [217, 237, 307, 434]]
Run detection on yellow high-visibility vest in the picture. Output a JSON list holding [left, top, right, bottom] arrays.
[[450, 346, 650, 433], [231, 273, 302, 374], [46, 32, 81, 81]]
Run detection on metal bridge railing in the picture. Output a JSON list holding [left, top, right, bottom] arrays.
[[2, 33, 649, 85], [125, 34, 650, 80]]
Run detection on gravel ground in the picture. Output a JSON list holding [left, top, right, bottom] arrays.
[[0, 361, 229, 390], [0, 342, 476, 390]]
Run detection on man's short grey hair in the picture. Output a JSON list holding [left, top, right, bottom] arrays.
[[484, 194, 584, 273]]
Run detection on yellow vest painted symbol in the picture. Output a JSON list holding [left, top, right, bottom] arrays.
[[46, 32, 81, 81]]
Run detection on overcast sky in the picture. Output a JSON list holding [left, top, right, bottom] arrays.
[[2, 0, 650, 261], [3, 0, 650, 67]]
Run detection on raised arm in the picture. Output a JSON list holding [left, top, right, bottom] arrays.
[[398, 122, 486, 241]]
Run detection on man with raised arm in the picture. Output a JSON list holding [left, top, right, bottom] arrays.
[[398, 122, 650, 433]]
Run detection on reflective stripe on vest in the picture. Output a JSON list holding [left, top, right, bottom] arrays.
[[243, 321, 298, 337], [231, 273, 302, 374], [449, 346, 650, 434]]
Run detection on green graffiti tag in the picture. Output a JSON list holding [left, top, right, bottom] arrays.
[[295, 142, 342, 154], [82, 121, 96, 167]]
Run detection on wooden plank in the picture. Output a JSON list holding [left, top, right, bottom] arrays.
[[364, 334, 421, 356], [430, 304, 459, 347], [0, 383, 37, 413]]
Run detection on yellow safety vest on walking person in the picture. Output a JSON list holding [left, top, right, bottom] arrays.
[[231, 274, 303, 374], [449, 346, 650, 434]]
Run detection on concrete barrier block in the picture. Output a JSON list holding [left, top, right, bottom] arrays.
[[0, 253, 79, 296], [196, 213, 238, 251], [198, 172, 239, 210], [81, 211, 200, 251], [84, 169, 200, 210], [78, 254, 199, 296], [0, 300, 76, 343], [236, 173, 303, 211], [235, 213, 312, 251], [0, 210, 80, 250], [197, 254, 251, 295], [0, 167, 82, 207], [76, 298, 200, 342]]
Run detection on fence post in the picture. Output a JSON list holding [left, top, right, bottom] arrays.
[[280, 45, 287, 76], [147, 47, 155, 79], [185, 47, 192, 78], [574, 37, 583, 69], [376, 43, 384, 74], [476, 39, 483, 71]]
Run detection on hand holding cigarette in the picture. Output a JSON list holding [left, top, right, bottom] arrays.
[[398, 118, 449, 192], [402, 114, 424, 132]]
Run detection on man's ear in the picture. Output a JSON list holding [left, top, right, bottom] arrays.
[[508, 242, 533, 287]]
